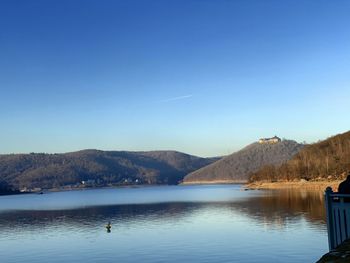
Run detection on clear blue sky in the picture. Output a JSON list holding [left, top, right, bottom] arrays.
[[1, 0, 350, 157]]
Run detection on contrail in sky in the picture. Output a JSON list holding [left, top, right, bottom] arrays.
[[159, 94, 193, 102]]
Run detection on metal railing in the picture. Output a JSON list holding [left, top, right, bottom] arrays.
[[325, 187, 350, 250]]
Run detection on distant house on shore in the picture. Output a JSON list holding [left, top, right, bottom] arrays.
[[81, 179, 96, 186], [259, 136, 281, 144]]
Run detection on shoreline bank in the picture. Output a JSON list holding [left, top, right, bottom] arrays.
[[183, 180, 343, 192], [182, 180, 247, 185], [246, 180, 342, 192], [1, 180, 343, 197]]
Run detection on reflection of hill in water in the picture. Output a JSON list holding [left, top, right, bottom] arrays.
[[0, 203, 204, 233], [231, 189, 326, 228], [0, 190, 326, 233]]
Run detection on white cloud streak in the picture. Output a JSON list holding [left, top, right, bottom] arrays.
[[159, 94, 193, 103]]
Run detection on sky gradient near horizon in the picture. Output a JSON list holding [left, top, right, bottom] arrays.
[[1, 0, 350, 157]]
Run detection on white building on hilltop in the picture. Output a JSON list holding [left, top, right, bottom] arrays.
[[259, 136, 281, 144]]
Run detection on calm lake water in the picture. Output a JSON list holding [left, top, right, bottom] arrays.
[[0, 185, 328, 263]]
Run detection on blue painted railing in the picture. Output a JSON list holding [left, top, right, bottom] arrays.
[[325, 187, 350, 250]]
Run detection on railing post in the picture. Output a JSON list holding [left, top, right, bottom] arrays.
[[325, 187, 335, 250]]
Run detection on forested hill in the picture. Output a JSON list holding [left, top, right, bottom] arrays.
[[0, 150, 219, 191], [183, 140, 304, 184], [249, 131, 350, 182]]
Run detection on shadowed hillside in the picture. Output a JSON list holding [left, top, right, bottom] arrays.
[[0, 150, 219, 191], [183, 140, 304, 184], [0, 181, 20, 195], [249, 130, 350, 182]]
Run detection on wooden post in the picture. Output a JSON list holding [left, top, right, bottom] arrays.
[[325, 187, 335, 250]]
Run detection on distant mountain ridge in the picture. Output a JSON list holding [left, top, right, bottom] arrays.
[[0, 150, 219, 191], [183, 140, 304, 184]]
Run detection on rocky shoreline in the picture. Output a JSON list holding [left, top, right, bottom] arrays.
[[316, 239, 350, 263]]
